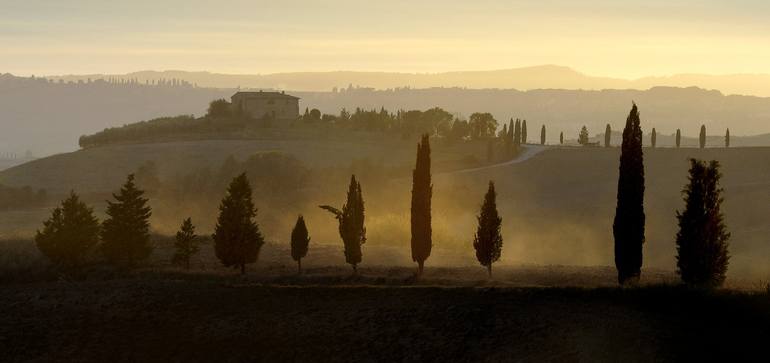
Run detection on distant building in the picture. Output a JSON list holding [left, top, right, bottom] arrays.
[[231, 91, 300, 120]]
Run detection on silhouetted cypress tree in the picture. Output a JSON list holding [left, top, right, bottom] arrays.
[[699, 125, 706, 149], [500, 124, 508, 139], [172, 217, 198, 270], [291, 215, 310, 274], [101, 174, 153, 267], [514, 119, 522, 147], [651, 128, 657, 148], [613, 103, 646, 285], [508, 118, 514, 148], [521, 120, 528, 144], [725, 128, 730, 148], [540, 125, 546, 145], [473, 181, 503, 278], [675, 159, 730, 287], [35, 191, 100, 269], [320, 175, 366, 273], [560, 131, 564, 145], [578, 126, 589, 145], [605, 124, 612, 147], [676, 129, 681, 148], [411, 134, 432, 276], [213, 173, 264, 274]]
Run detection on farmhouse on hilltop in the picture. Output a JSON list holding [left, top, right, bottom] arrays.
[[231, 91, 300, 120]]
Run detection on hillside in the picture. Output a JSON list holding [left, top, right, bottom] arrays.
[[5, 73, 770, 156], [1, 141, 768, 280], [48, 66, 770, 97]]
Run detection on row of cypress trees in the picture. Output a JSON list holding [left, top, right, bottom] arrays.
[[613, 103, 730, 287], [601, 124, 731, 148]]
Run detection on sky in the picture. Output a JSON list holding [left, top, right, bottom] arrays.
[[2, 0, 770, 78]]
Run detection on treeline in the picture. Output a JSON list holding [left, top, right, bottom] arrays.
[[37, 103, 733, 287], [0, 184, 48, 210], [78, 99, 517, 148]]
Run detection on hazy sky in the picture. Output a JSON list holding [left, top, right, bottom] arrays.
[[2, 0, 770, 78]]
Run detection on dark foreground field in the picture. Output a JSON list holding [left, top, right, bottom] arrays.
[[2, 273, 769, 363]]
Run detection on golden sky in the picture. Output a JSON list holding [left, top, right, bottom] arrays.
[[2, 0, 770, 78]]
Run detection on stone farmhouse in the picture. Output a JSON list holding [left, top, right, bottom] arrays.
[[231, 91, 300, 120]]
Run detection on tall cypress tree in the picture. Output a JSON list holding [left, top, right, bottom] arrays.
[[699, 125, 706, 149], [521, 120, 528, 144], [725, 128, 730, 148], [651, 128, 657, 148], [514, 119, 522, 147], [291, 215, 310, 274], [605, 124, 612, 147], [320, 175, 366, 273], [676, 129, 682, 148], [613, 103, 646, 285], [540, 125, 546, 145], [411, 134, 432, 276], [213, 173, 264, 274], [675, 159, 730, 287], [560, 131, 564, 145], [473, 181, 503, 278], [101, 174, 153, 267], [35, 191, 100, 269]]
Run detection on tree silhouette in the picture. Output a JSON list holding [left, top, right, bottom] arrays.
[[101, 174, 153, 267], [172, 217, 198, 270], [675, 159, 730, 287], [676, 129, 681, 148], [578, 126, 589, 145], [725, 128, 730, 148], [605, 124, 611, 147], [514, 119, 522, 147], [35, 191, 100, 269], [508, 118, 515, 154], [213, 173, 264, 274], [320, 175, 366, 273], [651, 128, 657, 148], [699, 125, 706, 149], [411, 134, 432, 276], [560, 131, 564, 145], [291, 215, 310, 274], [473, 181, 503, 278], [521, 120, 528, 144], [613, 103, 646, 285], [540, 124, 546, 145]]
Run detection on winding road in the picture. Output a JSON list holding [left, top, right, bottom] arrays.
[[439, 145, 549, 176]]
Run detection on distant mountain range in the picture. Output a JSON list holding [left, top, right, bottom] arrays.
[[46, 65, 770, 97]]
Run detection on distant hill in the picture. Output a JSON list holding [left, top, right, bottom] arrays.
[[5, 72, 770, 157], [48, 65, 770, 97]]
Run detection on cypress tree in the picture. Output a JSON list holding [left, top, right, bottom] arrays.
[[725, 128, 730, 148], [651, 128, 657, 148], [676, 129, 681, 148], [675, 159, 730, 287], [320, 175, 366, 273], [613, 103, 646, 285], [521, 120, 528, 144], [514, 119, 522, 147], [291, 215, 310, 274], [172, 217, 198, 270], [605, 124, 612, 147], [101, 174, 153, 267], [213, 173, 264, 274], [473, 181, 503, 278], [35, 191, 100, 269], [560, 131, 564, 145], [411, 134, 432, 276], [540, 125, 546, 145], [699, 125, 706, 149]]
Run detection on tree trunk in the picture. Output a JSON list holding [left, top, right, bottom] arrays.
[[417, 260, 424, 277], [352, 263, 357, 275], [240, 264, 245, 275], [297, 259, 302, 275], [487, 264, 492, 279]]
